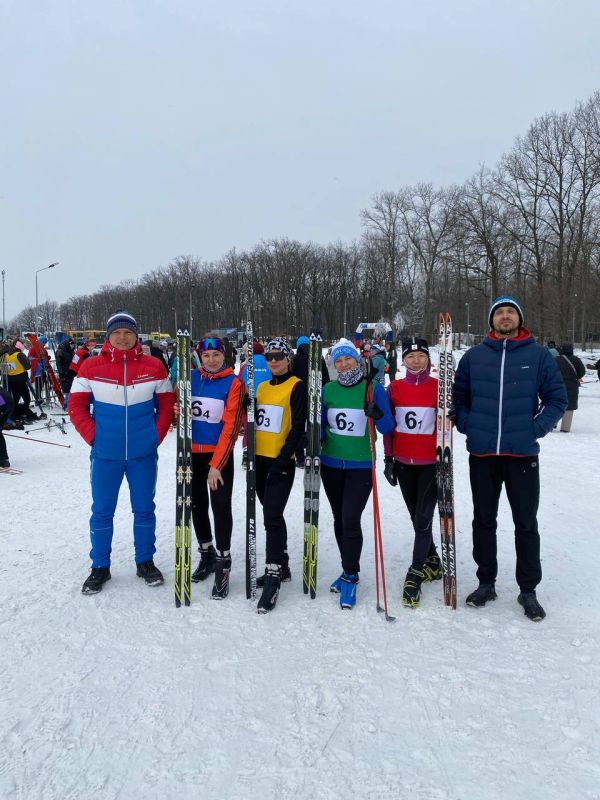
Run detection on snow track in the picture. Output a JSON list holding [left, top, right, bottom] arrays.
[[2, 368, 599, 799]]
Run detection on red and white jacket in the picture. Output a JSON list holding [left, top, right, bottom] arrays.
[[69, 340, 175, 461], [384, 370, 438, 465]]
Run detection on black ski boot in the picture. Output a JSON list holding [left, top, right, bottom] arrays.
[[402, 566, 425, 608], [518, 591, 546, 622], [466, 583, 497, 607], [0, 459, 10, 469], [192, 544, 216, 582], [82, 567, 111, 595], [136, 560, 164, 586], [422, 551, 443, 582], [257, 552, 291, 586], [257, 564, 281, 614], [212, 553, 232, 600]]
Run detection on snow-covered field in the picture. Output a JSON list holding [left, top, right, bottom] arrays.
[[2, 353, 600, 800]]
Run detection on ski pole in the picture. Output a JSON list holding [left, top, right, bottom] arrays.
[[367, 385, 395, 622], [5, 433, 71, 448]]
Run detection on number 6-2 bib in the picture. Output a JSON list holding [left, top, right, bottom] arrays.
[[327, 407, 367, 437], [395, 406, 435, 435]]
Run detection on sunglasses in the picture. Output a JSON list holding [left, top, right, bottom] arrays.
[[198, 337, 224, 352], [265, 351, 287, 362]]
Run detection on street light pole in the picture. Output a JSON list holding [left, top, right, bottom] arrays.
[[35, 262, 59, 335]]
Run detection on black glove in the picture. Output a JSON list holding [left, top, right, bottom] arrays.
[[447, 404, 456, 423], [383, 456, 397, 486], [364, 399, 384, 421]]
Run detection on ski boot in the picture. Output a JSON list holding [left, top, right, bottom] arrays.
[[339, 572, 359, 609], [192, 544, 216, 582], [402, 565, 425, 608], [257, 564, 281, 614], [136, 560, 164, 586], [212, 552, 232, 600], [82, 567, 111, 595], [330, 572, 360, 594], [257, 552, 291, 586], [466, 583, 497, 607], [422, 550, 443, 582], [517, 591, 546, 622]]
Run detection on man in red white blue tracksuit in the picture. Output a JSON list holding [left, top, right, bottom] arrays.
[[453, 296, 567, 621], [69, 311, 176, 595]]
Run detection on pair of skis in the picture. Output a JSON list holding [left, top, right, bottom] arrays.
[[436, 312, 457, 609], [303, 333, 323, 598], [245, 322, 257, 599], [174, 330, 192, 607]]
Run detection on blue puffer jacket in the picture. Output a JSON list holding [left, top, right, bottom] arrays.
[[453, 331, 567, 456]]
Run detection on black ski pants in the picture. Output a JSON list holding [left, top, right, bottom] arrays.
[[469, 455, 541, 592], [256, 455, 296, 565], [394, 462, 438, 568], [191, 452, 234, 552], [8, 376, 33, 419], [321, 465, 372, 574]]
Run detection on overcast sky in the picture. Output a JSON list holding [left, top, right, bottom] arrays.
[[1, 0, 599, 322]]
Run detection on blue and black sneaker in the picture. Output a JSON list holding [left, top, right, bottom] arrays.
[[339, 572, 359, 609]]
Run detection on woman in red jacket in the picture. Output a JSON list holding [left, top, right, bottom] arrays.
[[383, 337, 442, 608]]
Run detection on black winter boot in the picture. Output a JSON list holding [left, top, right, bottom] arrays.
[[257, 564, 281, 614], [82, 567, 111, 594], [192, 544, 216, 582], [466, 583, 497, 607], [136, 560, 164, 586], [212, 552, 232, 600], [518, 591, 546, 621]]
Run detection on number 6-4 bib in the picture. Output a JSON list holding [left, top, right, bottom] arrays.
[[256, 404, 284, 433], [191, 396, 225, 424], [327, 407, 367, 437], [395, 406, 435, 434]]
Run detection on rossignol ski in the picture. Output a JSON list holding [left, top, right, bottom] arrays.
[[245, 321, 257, 600], [174, 330, 192, 607], [436, 312, 457, 609], [303, 333, 323, 598]]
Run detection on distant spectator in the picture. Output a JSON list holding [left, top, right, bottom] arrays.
[[555, 343, 585, 432]]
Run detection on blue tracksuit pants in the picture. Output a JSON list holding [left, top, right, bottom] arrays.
[[89, 453, 158, 567]]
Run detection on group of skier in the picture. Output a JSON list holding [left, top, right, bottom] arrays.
[[62, 295, 571, 621]]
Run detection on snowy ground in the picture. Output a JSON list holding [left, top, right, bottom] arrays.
[[2, 352, 600, 800]]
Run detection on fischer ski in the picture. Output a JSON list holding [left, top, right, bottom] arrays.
[[174, 330, 192, 607], [245, 321, 257, 600], [303, 333, 322, 598], [436, 312, 457, 609]]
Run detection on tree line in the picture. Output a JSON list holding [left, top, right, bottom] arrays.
[[10, 92, 600, 345]]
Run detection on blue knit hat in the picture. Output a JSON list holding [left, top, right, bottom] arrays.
[[330, 338, 359, 364], [107, 310, 138, 338], [488, 296, 524, 329], [296, 335, 310, 347]]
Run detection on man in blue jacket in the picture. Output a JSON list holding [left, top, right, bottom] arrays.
[[453, 296, 567, 621]]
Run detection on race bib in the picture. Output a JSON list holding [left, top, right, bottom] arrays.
[[191, 396, 225, 424], [327, 407, 367, 437], [395, 406, 436, 434], [255, 404, 284, 433], [6, 361, 16, 371]]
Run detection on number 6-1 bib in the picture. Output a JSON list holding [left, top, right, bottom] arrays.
[[327, 407, 367, 437], [191, 396, 225, 424], [395, 406, 436, 435]]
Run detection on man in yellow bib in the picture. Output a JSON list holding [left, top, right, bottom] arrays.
[[255, 337, 307, 613]]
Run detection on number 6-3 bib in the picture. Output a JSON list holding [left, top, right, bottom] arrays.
[[395, 406, 435, 434], [255, 404, 284, 433], [327, 407, 367, 437], [191, 396, 225, 424]]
